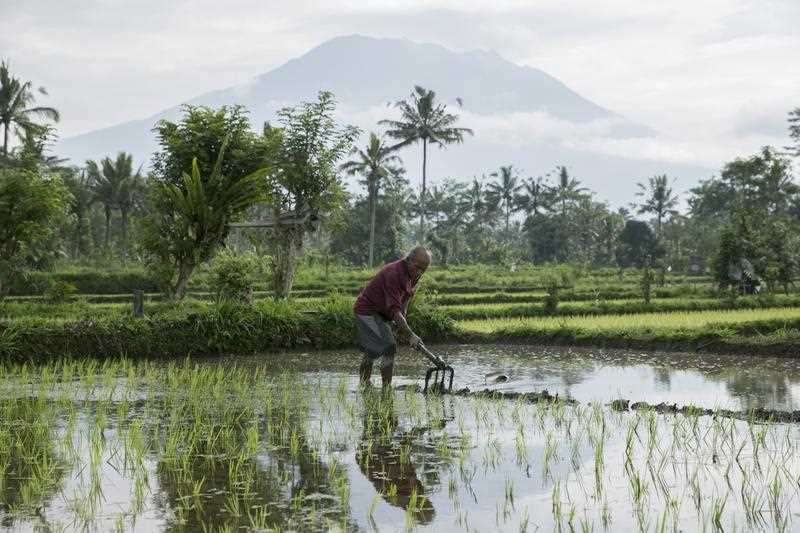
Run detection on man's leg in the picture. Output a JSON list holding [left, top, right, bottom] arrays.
[[359, 354, 374, 385], [380, 358, 393, 388], [379, 344, 397, 389], [355, 314, 395, 388]]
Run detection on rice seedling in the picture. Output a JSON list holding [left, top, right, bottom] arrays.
[[0, 353, 798, 531]]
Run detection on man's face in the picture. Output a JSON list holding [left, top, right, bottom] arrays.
[[408, 257, 429, 281]]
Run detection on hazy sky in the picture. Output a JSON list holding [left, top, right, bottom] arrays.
[[4, 0, 799, 167]]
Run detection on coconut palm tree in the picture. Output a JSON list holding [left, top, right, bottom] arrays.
[[552, 166, 587, 217], [461, 176, 499, 229], [341, 133, 403, 267], [86, 152, 138, 253], [487, 165, 522, 235], [379, 85, 472, 243], [516, 176, 552, 217], [62, 169, 94, 258], [633, 174, 679, 236], [0, 61, 60, 158], [117, 170, 146, 259]]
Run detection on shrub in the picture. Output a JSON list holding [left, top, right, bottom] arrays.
[[6, 268, 159, 295], [543, 277, 560, 315], [640, 267, 654, 304], [43, 281, 78, 304], [0, 168, 69, 296], [208, 249, 262, 303], [0, 296, 456, 360]]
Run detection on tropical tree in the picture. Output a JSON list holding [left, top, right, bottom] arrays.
[[0, 167, 69, 295], [787, 107, 800, 158], [633, 174, 679, 236], [117, 171, 147, 259], [461, 176, 498, 228], [340, 132, 403, 267], [516, 176, 552, 217], [379, 85, 472, 243], [265, 91, 359, 298], [151, 104, 266, 187], [62, 168, 94, 258], [329, 189, 409, 266], [139, 141, 267, 300], [616, 219, 663, 268], [426, 180, 470, 264], [487, 165, 522, 236], [0, 61, 60, 159], [552, 166, 587, 217], [86, 152, 140, 252]]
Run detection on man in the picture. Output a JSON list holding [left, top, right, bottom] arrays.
[[353, 246, 431, 388]]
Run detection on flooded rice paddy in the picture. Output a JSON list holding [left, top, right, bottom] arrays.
[[3, 345, 800, 531]]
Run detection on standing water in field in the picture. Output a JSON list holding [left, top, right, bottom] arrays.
[[249, 344, 800, 411], [2, 350, 800, 531]]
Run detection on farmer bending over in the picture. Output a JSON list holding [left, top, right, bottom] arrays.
[[353, 246, 431, 388]]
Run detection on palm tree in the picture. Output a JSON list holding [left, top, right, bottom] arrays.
[[86, 152, 138, 252], [462, 176, 498, 229], [516, 176, 552, 217], [341, 133, 403, 267], [553, 166, 587, 217], [487, 165, 522, 235], [633, 174, 679, 236], [62, 169, 94, 258], [117, 170, 146, 259], [0, 61, 60, 158], [379, 85, 472, 243]]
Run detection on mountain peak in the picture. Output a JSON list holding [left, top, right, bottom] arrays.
[[58, 34, 680, 207]]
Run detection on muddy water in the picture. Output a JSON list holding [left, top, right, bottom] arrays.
[[4, 347, 800, 532], [232, 344, 800, 411]]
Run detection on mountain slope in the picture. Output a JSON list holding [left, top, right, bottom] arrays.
[[57, 34, 706, 205]]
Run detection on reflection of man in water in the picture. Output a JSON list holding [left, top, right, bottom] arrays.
[[356, 392, 436, 524]]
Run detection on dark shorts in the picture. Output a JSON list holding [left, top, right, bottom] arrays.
[[355, 314, 396, 359]]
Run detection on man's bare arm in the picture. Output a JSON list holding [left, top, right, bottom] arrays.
[[393, 310, 422, 348]]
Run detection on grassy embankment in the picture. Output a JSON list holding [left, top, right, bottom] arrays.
[[2, 264, 799, 358], [457, 307, 800, 355]]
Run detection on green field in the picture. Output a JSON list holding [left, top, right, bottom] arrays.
[[458, 307, 800, 334], [1, 264, 798, 358]]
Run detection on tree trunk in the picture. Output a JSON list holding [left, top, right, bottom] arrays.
[[272, 225, 304, 299], [420, 138, 428, 244], [104, 206, 112, 252], [121, 208, 129, 262], [2, 122, 8, 158], [368, 180, 376, 268], [171, 260, 195, 301]]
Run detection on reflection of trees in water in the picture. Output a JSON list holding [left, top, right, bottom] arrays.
[[355, 391, 455, 525], [721, 371, 793, 410], [151, 397, 353, 531], [576, 349, 799, 409], [653, 366, 672, 389], [0, 398, 66, 528], [492, 346, 800, 409]]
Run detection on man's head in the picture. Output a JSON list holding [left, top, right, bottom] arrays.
[[406, 246, 432, 281]]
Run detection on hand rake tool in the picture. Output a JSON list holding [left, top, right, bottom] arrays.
[[418, 343, 454, 394]]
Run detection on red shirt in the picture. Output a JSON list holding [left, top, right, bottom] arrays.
[[353, 259, 417, 320]]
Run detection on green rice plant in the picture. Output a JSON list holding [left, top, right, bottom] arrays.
[[457, 307, 800, 348]]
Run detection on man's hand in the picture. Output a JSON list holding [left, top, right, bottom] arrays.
[[409, 333, 423, 349]]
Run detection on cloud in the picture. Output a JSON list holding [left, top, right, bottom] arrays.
[[2, 0, 797, 172], [342, 103, 790, 169]]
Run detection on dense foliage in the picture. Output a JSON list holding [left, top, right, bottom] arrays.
[[0, 168, 69, 295], [139, 141, 267, 299], [1, 59, 798, 301]]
